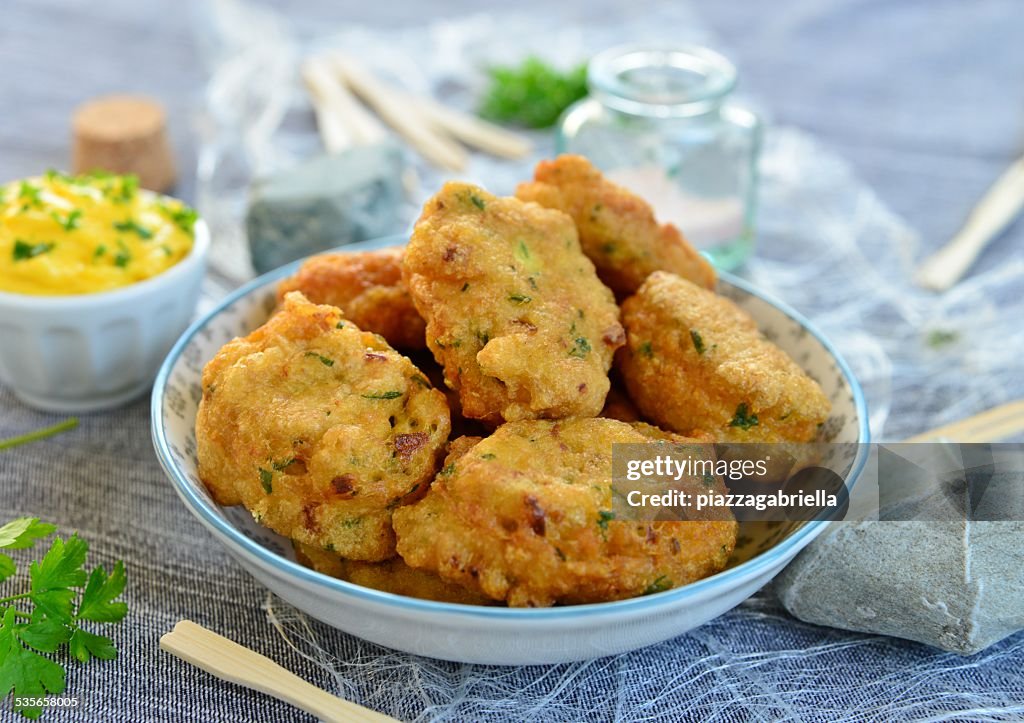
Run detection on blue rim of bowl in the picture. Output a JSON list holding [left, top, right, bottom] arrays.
[[151, 236, 871, 620]]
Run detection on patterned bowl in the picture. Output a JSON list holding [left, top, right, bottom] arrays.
[[151, 235, 869, 665]]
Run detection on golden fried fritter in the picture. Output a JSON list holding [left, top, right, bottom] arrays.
[[618, 272, 831, 443], [196, 292, 451, 561], [516, 155, 716, 295], [277, 248, 426, 349], [293, 541, 491, 605], [403, 182, 625, 423], [393, 418, 737, 607]]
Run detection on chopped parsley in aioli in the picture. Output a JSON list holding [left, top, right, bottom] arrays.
[[0, 171, 197, 295]]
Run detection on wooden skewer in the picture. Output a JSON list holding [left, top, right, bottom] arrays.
[[160, 620, 397, 723], [330, 53, 468, 171], [902, 399, 1024, 442], [302, 56, 387, 152], [915, 155, 1024, 292]]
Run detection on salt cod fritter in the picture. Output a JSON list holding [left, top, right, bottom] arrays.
[[516, 154, 716, 295], [393, 418, 738, 607], [277, 248, 426, 350], [403, 182, 625, 423], [618, 272, 831, 443], [196, 292, 451, 561]]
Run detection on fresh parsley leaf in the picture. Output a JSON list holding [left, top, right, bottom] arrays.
[[478, 56, 589, 128], [259, 468, 273, 494], [0, 610, 68, 719], [68, 629, 116, 663], [0, 521, 127, 719], [76, 562, 127, 623], [0, 519, 57, 551]]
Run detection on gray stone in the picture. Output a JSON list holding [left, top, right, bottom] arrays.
[[246, 142, 404, 274], [775, 519, 1024, 654]]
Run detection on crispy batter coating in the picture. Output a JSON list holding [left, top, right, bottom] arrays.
[[293, 541, 492, 605], [277, 248, 426, 349], [196, 292, 451, 561], [516, 155, 716, 295], [618, 272, 831, 443], [403, 182, 625, 423], [393, 418, 737, 607]]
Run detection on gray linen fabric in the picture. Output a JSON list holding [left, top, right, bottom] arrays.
[[2, 0, 1023, 720]]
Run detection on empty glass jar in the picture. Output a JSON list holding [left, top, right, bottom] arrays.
[[557, 45, 761, 270]]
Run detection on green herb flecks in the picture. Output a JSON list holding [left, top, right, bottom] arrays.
[[461, 282, 470, 292], [440, 462, 456, 476], [515, 240, 531, 262], [478, 56, 588, 128], [18, 182, 42, 209], [410, 374, 431, 389], [362, 391, 402, 400], [335, 322, 345, 329], [304, 352, 334, 367], [12, 240, 55, 262], [729, 403, 759, 430], [508, 294, 532, 304], [690, 329, 706, 355], [480, 453, 497, 460], [112, 175, 139, 204], [159, 203, 199, 236], [643, 575, 672, 595], [0, 419, 78, 452], [93, 245, 106, 259], [258, 468, 273, 494], [113, 241, 131, 269], [468, 193, 486, 210], [597, 510, 615, 531], [0, 517, 128, 719], [51, 209, 82, 232], [637, 341, 653, 359], [112, 219, 152, 240], [569, 336, 591, 359]]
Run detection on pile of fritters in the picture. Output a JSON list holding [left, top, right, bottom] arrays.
[[195, 154, 830, 607]]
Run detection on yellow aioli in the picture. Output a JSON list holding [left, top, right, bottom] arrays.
[[0, 171, 197, 296]]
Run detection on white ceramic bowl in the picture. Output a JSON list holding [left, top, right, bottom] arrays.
[[0, 218, 209, 412], [151, 236, 869, 665]]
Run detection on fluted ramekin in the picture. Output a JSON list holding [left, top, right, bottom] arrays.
[[0, 219, 209, 412]]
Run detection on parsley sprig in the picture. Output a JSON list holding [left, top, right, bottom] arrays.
[[0, 518, 127, 719], [478, 56, 589, 128]]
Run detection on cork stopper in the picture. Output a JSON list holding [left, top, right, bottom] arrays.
[[72, 95, 176, 192]]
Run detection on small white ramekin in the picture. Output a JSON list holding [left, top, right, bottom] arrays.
[[0, 219, 210, 412]]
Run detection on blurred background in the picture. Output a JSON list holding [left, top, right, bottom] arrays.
[[3, 0, 1022, 268]]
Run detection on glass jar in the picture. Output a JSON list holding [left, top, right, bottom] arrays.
[[557, 45, 761, 270]]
